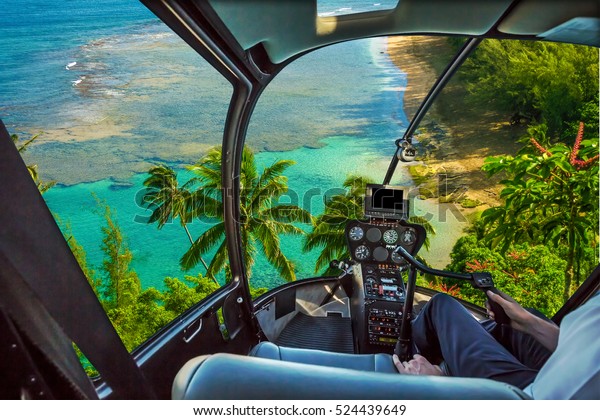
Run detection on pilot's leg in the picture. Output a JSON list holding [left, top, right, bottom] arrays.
[[481, 309, 553, 371], [411, 293, 538, 389]]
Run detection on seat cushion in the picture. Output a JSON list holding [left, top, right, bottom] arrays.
[[249, 341, 397, 373], [172, 352, 529, 400]]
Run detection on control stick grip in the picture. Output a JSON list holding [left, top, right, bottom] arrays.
[[470, 273, 509, 325], [486, 287, 510, 325]]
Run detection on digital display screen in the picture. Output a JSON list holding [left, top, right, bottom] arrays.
[[372, 187, 404, 211], [364, 184, 409, 219]]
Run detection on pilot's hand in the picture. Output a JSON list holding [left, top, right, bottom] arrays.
[[393, 354, 444, 376], [486, 290, 530, 333]]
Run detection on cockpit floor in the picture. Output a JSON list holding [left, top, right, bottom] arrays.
[[275, 312, 354, 354]]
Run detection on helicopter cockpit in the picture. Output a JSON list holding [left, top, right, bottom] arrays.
[[168, 177, 518, 400], [0, 0, 598, 402]]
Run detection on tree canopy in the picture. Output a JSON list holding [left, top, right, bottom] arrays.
[[480, 123, 599, 300], [459, 39, 599, 140]]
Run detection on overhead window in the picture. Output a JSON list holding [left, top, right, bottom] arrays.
[[317, 1, 398, 17]]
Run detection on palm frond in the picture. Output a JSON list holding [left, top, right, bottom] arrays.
[[253, 221, 296, 282], [206, 240, 229, 281], [271, 222, 305, 236], [249, 177, 289, 212], [260, 205, 314, 224], [240, 146, 258, 190], [189, 190, 223, 219], [257, 160, 295, 188], [408, 215, 436, 235], [13, 132, 41, 153], [303, 226, 346, 251], [180, 222, 225, 270], [269, 249, 296, 282], [242, 229, 257, 281], [343, 174, 374, 197], [188, 147, 223, 189]]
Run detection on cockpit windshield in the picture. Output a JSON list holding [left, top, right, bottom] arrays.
[[1, 1, 598, 393]]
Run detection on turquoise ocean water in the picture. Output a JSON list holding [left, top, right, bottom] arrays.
[[1, 1, 459, 291]]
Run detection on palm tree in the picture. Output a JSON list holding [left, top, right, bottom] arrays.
[[180, 146, 313, 282], [142, 165, 212, 278], [304, 175, 435, 275]]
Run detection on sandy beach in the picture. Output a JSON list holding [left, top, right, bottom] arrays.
[[385, 35, 529, 266]]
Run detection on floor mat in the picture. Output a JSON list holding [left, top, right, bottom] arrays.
[[275, 312, 354, 354]]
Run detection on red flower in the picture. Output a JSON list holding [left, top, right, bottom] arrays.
[[465, 259, 494, 272], [570, 122, 585, 166], [507, 250, 525, 260], [428, 282, 462, 298], [569, 122, 598, 170], [530, 137, 551, 155], [531, 122, 598, 170]]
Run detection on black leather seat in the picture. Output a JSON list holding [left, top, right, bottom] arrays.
[[172, 352, 528, 400], [249, 341, 397, 373]]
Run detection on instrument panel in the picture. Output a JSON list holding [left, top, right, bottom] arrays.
[[345, 220, 419, 266], [346, 218, 426, 350]]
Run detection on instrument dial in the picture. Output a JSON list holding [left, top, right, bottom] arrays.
[[373, 246, 389, 262], [354, 245, 370, 261], [391, 251, 404, 264], [383, 229, 399, 244], [366, 227, 382, 242], [400, 229, 416, 246], [348, 226, 364, 241]]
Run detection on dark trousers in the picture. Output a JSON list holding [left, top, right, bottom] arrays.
[[411, 293, 553, 389]]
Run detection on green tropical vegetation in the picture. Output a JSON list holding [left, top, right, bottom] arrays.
[[435, 39, 599, 312], [28, 144, 307, 359], [457, 39, 599, 139], [12, 132, 55, 193], [12, 37, 596, 358], [480, 123, 599, 301], [142, 165, 213, 280], [67, 199, 220, 352], [444, 236, 567, 316], [304, 174, 436, 275]]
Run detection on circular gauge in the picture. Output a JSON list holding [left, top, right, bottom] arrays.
[[383, 229, 399, 244], [373, 246, 389, 262], [348, 226, 364, 241], [354, 245, 370, 261], [391, 251, 404, 264], [400, 229, 416, 246], [366, 227, 382, 242]]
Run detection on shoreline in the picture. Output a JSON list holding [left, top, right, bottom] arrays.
[[386, 35, 525, 209], [386, 35, 527, 267]]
